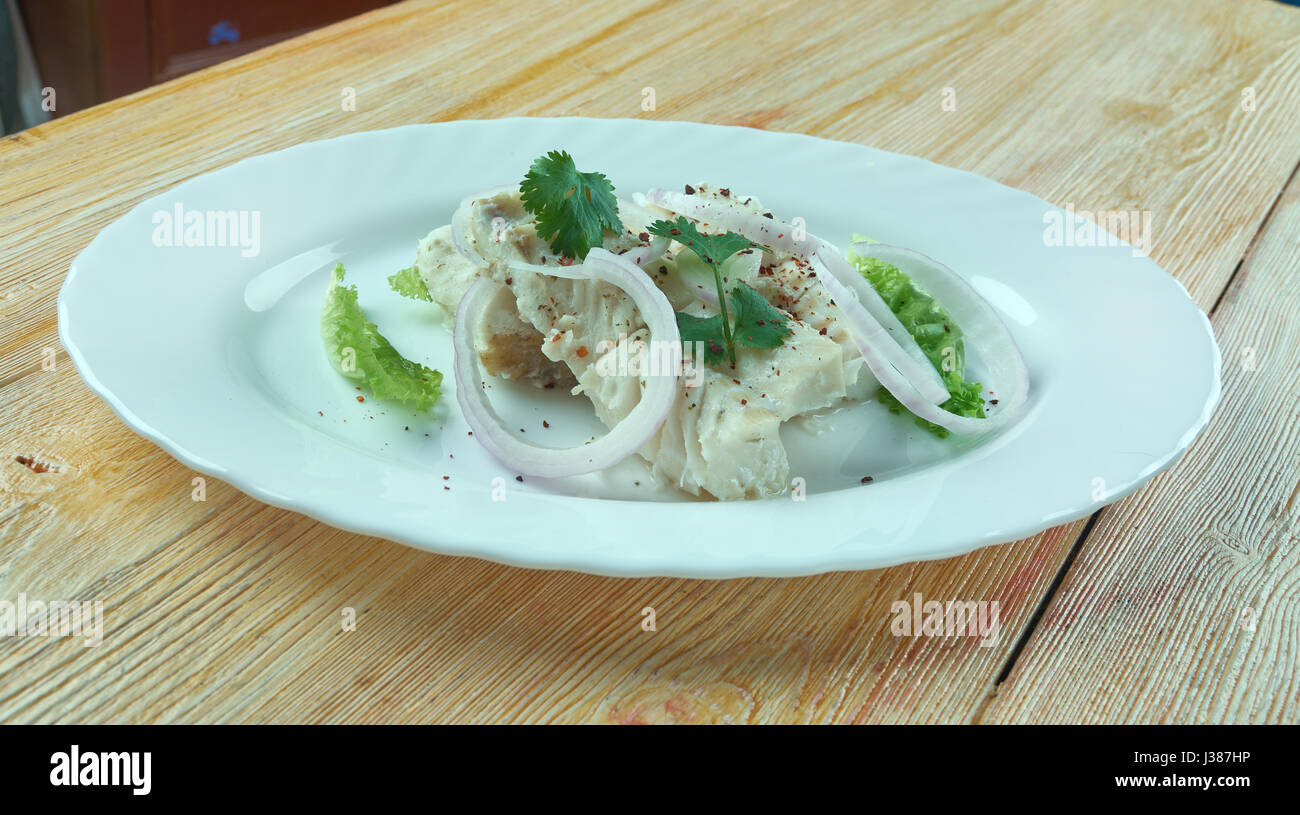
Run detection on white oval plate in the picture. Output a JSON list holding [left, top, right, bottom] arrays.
[[59, 118, 1220, 577]]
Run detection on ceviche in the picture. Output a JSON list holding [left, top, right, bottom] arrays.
[[321, 151, 1028, 500]]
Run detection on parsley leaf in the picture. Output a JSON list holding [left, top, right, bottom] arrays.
[[387, 265, 432, 302], [519, 150, 622, 260]]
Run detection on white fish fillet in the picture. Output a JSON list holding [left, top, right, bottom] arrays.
[[420, 188, 858, 500]]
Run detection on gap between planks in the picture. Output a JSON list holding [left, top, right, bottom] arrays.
[[971, 151, 1300, 723]]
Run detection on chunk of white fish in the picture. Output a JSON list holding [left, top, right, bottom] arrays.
[[421, 188, 855, 499]]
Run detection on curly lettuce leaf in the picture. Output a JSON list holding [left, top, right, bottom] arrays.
[[849, 236, 984, 439], [388, 265, 432, 302], [322, 264, 442, 410]]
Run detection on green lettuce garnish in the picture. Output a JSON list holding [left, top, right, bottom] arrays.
[[387, 265, 433, 302], [321, 264, 442, 410], [848, 236, 984, 439]]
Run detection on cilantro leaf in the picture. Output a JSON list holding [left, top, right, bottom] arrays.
[[730, 281, 792, 349], [649, 217, 774, 366], [387, 265, 432, 302], [677, 282, 793, 368], [647, 217, 758, 268], [519, 150, 622, 260], [676, 312, 730, 366]]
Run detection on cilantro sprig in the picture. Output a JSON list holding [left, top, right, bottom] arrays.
[[677, 282, 793, 366], [519, 151, 622, 260], [648, 216, 791, 366]]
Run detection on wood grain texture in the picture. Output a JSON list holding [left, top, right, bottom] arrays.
[[980, 167, 1300, 724], [1, 0, 1299, 723]]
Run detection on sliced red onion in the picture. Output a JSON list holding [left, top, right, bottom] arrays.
[[849, 242, 1029, 435], [453, 248, 681, 477], [646, 188, 949, 404], [495, 237, 668, 278], [614, 198, 672, 269], [449, 185, 519, 267], [678, 247, 762, 307], [449, 198, 483, 266], [646, 188, 804, 254], [621, 234, 671, 269], [809, 236, 949, 398], [690, 284, 719, 307]]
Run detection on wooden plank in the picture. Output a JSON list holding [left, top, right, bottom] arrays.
[[4, 0, 1299, 379], [0, 359, 1076, 723], [1, 0, 1298, 722], [980, 167, 1300, 723]]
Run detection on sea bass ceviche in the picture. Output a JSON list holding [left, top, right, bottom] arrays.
[[324, 150, 1029, 500]]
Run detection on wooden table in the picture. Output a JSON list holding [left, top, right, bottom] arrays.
[[2, 0, 1298, 724]]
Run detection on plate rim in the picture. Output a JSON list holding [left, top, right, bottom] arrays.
[[57, 116, 1224, 577]]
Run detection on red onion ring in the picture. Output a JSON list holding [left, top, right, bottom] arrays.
[[809, 236, 950, 397], [620, 234, 671, 270], [449, 185, 515, 267], [645, 188, 950, 404], [453, 248, 681, 477], [850, 242, 1029, 435]]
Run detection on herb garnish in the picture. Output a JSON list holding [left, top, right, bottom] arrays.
[[519, 150, 622, 261], [321, 264, 442, 410], [676, 281, 793, 366], [388, 265, 433, 302], [648, 216, 791, 366]]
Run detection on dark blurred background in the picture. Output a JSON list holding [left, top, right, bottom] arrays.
[[0, 0, 400, 134]]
